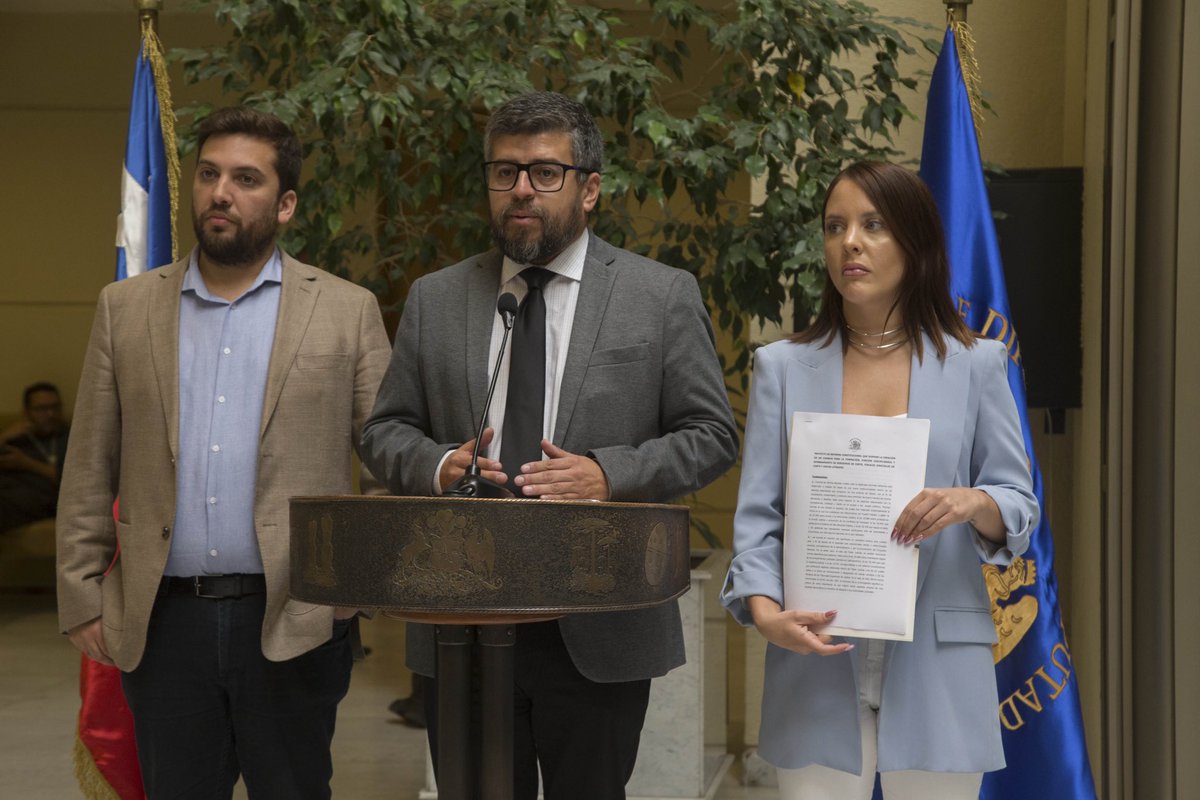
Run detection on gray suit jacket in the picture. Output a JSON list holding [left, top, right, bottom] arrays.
[[56, 252, 391, 670], [361, 234, 738, 682], [721, 334, 1038, 773]]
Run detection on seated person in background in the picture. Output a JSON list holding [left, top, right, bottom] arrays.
[[0, 382, 70, 533]]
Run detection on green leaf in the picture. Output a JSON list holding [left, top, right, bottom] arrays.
[[646, 119, 670, 145]]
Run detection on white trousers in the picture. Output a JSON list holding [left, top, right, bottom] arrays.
[[775, 640, 983, 800]]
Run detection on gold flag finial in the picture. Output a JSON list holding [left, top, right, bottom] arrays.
[[944, 0, 972, 22], [137, 0, 164, 31]]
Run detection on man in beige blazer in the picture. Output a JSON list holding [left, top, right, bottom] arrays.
[[56, 106, 390, 799]]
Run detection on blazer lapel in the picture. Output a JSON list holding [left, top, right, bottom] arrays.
[[553, 237, 616, 444], [785, 338, 843, 415], [260, 255, 318, 439], [148, 258, 187, 458], [465, 253, 504, 426], [907, 335, 970, 597]]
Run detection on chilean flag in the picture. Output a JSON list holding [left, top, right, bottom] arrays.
[[114, 35, 174, 279]]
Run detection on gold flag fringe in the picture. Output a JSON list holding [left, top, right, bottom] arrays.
[[140, 15, 180, 262], [949, 16, 985, 144], [73, 734, 124, 800]]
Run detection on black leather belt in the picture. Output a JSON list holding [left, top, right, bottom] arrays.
[[164, 573, 267, 599]]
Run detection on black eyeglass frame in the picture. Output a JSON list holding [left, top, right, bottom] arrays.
[[481, 160, 599, 193]]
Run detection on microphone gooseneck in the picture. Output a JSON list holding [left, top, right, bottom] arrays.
[[468, 293, 517, 468], [443, 293, 518, 498]]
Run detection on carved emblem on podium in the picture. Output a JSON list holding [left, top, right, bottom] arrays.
[[983, 556, 1039, 664], [643, 523, 670, 587], [303, 514, 337, 588], [393, 508, 501, 597], [568, 517, 620, 595]]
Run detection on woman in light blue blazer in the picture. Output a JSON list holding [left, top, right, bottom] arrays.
[[722, 162, 1039, 799]]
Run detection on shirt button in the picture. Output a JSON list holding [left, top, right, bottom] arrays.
[[223, 347, 232, 355], [209, 549, 218, 557], [211, 444, 220, 453], [217, 396, 226, 404], [208, 496, 217, 505]]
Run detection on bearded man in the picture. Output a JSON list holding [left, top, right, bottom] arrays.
[[361, 91, 737, 800], [56, 106, 390, 799]]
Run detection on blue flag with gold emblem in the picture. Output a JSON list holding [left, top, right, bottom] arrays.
[[918, 26, 1096, 799]]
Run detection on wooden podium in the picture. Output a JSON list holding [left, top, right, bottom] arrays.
[[290, 496, 691, 800]]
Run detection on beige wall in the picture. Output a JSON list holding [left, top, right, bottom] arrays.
[[0, 10, 220, 417], [880, 0, 1080, 167]]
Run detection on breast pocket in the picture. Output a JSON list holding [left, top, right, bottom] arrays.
[[933, 606, 997, 644], [588, 342, 650, 367], [295, 353, 349, 370], [578, 343, 656, 443]]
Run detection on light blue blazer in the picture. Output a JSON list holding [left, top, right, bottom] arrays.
[[721, 334, 1038, 774]]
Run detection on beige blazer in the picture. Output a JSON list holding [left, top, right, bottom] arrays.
[[56, 252, 390, 671]]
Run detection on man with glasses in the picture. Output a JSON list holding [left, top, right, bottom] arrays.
[[363, 91, 737, 799]]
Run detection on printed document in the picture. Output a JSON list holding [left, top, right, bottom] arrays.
[[783, 412, 929, 640]]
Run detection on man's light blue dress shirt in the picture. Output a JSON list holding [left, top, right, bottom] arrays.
[[164, 250, 281, 577]]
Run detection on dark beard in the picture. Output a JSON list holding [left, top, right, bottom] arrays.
[[490, 200, 585, 265], [193, 208, 279, 267]]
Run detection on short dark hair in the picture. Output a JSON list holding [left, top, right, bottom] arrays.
[[484, 91, 603, 176], [23, 382, 59, 408], [195, 106, 302, 196], [792, 161, 974, 361]]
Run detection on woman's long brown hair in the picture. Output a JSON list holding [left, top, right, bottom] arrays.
[[791, 161, 975, 361]]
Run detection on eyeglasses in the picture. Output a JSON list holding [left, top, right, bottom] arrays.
[[482, 160, 597, 193]]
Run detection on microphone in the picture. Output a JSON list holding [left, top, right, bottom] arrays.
[[443, 293, 519, 498]]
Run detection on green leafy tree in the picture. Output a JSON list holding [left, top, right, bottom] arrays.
[[177, 0, 923, 383]]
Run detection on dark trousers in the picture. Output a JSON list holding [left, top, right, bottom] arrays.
[[426, 620, 651, 800], [121, 582, 352, 800]]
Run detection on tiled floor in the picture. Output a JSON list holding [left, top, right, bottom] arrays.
[[0, 594, 774, 799]]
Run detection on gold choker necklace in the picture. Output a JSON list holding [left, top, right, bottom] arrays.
[[844, 323, 904, 337], [847, 336, 910, 350], [844, 324, 909, 351]]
